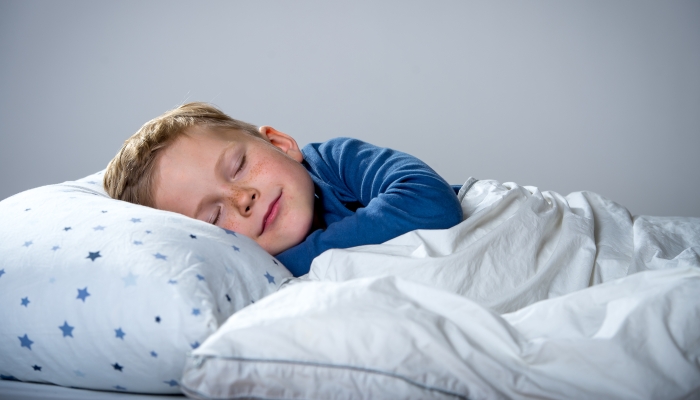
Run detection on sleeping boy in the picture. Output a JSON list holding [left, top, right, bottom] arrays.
[[104, 102, 462, 276]]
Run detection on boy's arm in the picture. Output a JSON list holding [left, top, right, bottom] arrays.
[[276, 137, 462, 276]]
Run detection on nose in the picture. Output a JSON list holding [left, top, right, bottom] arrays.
[[233, 187, 259, 216]]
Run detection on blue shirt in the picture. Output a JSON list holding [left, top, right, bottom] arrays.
[[276, 137, 462, 276]]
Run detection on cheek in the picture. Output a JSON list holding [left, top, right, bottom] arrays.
[[220, 215, 240, 232]]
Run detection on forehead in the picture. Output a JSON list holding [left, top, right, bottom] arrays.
[[159, 126, 253, 162], [154, 126, 245, 186]]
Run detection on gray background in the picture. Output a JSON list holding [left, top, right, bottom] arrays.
[[1, 1, 699, 217]]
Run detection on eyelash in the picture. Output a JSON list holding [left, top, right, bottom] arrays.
[[211, 207, 221, 225], [235, 155, 246, 175]]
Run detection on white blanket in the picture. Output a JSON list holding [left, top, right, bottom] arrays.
[[181, 179, 700, 399], [310, 178, 700, 312]]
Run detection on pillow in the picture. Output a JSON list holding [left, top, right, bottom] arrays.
[[0, 171, 292, 394]]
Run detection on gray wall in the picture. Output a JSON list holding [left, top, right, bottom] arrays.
[[1, 1, 699, 217]]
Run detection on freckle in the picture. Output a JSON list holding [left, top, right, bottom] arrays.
[[249, 162, 264, 178], [228, 186, 241, 207]]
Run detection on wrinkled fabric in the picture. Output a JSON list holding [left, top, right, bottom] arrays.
[[182, 269, 700, 399], [309, 178, 699, 312], [181, 179, 700, 399]]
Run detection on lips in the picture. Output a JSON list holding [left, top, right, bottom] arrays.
[[261, 193, 281, 234]]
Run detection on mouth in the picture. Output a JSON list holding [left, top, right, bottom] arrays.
[[261, 192, 281, 235]]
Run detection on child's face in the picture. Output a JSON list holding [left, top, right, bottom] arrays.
[[153, 125, 316, 256]]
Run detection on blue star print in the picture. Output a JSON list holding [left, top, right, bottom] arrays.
[[0, 269, 5, 278], [74, 370, 85, 377], [154, 253, 167, 260], [122, 272, 138, 287], [115, 328, 125, 340], [192, 308, 201, 316], [21, 297, 30, 307], [150, 351, 158, 357], [155, 316, 161, 323], [196, 274, 205, 281], [77, 287, 90, 302], [232, 245, 240, 252], [19, 334, 33, 350], [225, 294, 231, 302], [59, 321, 74, 337], [114, 385, 126, 391], [131, 218, 141, 223], [264, 272, 275, 284], [164, 379, 179, 387], [190, 234, 197, 239], [167, 279, 177, 284], [23, 241, 32, 247], [64, 227, 72, 231], [86, 251, 101, 261], [93, 225, 105, 231], [223, 228, 237, 236], [112, 363, 123, 371], [32, 365, 41, 371], [51, 246, 60, 251], [133, 240, 143, 245], [190, 341, 200, 349]]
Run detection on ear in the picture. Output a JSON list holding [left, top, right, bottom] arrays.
[[258, 126, 304, 162]]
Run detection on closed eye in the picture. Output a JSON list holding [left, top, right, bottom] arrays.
[[234, 154, 246, 176], [210, 207, 221, 226]]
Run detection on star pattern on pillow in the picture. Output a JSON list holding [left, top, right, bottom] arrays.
[[122, 272, 138, 287], [59, 321, 74, 337], [18, 334, 34, 350], [76, 287, 90, 302], [0, 173, 292, 394]]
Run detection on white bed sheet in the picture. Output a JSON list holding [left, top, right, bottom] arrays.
[[0, 380, 185, 400]]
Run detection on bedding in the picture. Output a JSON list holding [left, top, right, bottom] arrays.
[[181, 178, 700, 399], [2, 174, 699, 398], [0, 171, 292, 394]]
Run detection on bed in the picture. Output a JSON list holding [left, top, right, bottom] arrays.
[[1, 173, 699, 399]]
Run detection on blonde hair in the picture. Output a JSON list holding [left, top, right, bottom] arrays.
[[103, 102, 261, 207]]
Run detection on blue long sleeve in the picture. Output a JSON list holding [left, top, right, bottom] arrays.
[[276, 137, 462, 276]]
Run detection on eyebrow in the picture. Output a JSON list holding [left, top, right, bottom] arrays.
[[193, 142, 237, 219]]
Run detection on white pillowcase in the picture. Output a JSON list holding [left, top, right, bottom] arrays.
[[0, 171, 291, 394]]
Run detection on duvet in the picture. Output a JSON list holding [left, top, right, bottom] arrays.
[[181, 179, 700, 399]]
